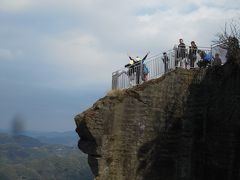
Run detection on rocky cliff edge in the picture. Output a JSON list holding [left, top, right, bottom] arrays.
[[75, 63, 240, 180]]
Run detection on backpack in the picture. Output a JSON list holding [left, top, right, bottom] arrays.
[[203, 52, 212, 61]]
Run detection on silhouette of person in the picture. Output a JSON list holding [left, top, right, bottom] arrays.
[[162, 52, 169, 73]]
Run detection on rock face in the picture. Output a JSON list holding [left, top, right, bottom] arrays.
[[75, 64, 240, 180]]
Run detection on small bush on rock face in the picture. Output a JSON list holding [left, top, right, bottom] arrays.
[[106, 89, 124, 97], [197, 60, 210, 68]]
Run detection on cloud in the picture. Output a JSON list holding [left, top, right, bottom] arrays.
[[2, 0, 237, 86], [0, 0, 33, 12], [1, 1, 239, 86], [0, 49, 13, 60], [41, 31, 115, 86], [0, 0, 239, 131], [0, 48, 23, 60]]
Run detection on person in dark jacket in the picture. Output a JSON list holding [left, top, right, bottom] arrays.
[[188, 41, 198, 68], [177, 39, 186, 67]]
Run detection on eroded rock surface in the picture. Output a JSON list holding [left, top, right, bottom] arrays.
[[75, 65, 240, 180]]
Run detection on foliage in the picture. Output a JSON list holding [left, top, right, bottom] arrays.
[[213, 18, 240, 63], [213, 18, 240, 48], [106, 89, 125, 97], [197, 60, 210, 68], [0, 134, 93, 180]]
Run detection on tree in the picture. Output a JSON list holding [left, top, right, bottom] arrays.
[[213, 18, 240, 63]]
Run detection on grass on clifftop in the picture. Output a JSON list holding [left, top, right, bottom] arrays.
[[106, 89, 125, 97]]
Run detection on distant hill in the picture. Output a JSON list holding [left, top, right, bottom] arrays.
[[23, 130, 79, 146], [0, 130, 79, 146], [0, 133, 93, 180], [0, 133, 44, 147]]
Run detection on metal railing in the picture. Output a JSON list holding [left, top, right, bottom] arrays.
[[112, 47, 212, 90]]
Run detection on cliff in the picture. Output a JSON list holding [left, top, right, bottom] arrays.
[[75, 63, 240, 180]]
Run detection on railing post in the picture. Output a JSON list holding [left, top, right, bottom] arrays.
[[140, 60, 143, 85], [112, 71, 119, 90]]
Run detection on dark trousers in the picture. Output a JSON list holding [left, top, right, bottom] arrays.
[[136, 66, 140, 84], [190, 59, 194, 68], [189, 54, 196, 68], [164, 63, 168, 73]]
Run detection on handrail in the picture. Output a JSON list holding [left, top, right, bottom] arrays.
[[112, 46, 212, 90]]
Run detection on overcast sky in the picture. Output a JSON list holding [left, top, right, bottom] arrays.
[[0, 0, 239, 132]]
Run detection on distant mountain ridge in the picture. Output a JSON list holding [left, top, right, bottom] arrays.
[[25, 131, 78, 146], [0, 133, 43, 147], [0, 130, 78, 146]]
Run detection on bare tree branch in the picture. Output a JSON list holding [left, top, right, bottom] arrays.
[[213, 17, 240, 63]]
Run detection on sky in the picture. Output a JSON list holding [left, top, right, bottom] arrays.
[[0, 0, 239, 132]]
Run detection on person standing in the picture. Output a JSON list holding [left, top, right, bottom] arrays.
[[142, 63, 149, 81], [125, 55, 138, 86], [177, 39, 186, 68], [188, 41, 198, 68], [212, 53, 222, 66], [137, 52, 150, 84], [173, 45, 178, 68], [162, 52, 169, 73], [127, 52, 150, 85]]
